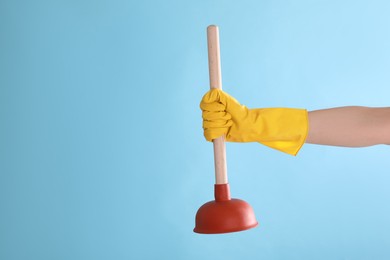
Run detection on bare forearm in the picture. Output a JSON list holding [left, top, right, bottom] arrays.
[[306, 106, 390, 147]]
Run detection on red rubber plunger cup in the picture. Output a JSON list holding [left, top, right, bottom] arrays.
[[194, 25, 258, 234], [194, 184, 258, 234]]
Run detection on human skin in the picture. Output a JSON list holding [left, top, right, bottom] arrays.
[[306, 106, 390, 147]]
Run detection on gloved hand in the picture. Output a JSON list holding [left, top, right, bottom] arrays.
[[200, 89, 308, 156]]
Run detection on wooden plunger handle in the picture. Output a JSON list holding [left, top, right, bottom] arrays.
[[207, 25, 228, 185]]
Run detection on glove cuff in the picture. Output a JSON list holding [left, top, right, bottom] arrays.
[[254, 108, 308, 156]]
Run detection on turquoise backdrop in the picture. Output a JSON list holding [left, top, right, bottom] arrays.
[[1, 0, 390, 259]]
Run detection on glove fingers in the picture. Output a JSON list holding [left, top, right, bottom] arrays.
[[203, 118, 233, 141], [204, 128, 227, 142], [200, 89, 244, 116], [202, 110, 232, 121], [200, 89, 244, 141], [200, 89, 221, 104], [203, 118, 233, 129], [200, 101, 226, 112], [200, 89, 226, 112]]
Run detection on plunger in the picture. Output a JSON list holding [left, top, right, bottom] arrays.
[[194, 25, 258, 234]]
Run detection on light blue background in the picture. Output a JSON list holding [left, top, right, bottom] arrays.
[[1, 0, 390, 259]]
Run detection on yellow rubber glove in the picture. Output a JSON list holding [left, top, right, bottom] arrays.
[[200, 89, 308, 156]]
